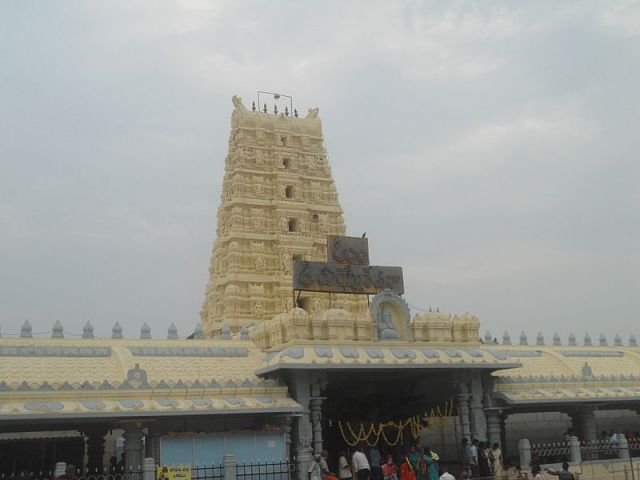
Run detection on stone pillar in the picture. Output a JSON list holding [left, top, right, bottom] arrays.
[[469, 372, 487, 440], [569, 436, 582, 463], [573, 407, 597, 442], [499, 413, 508, 457], [518, 439, 531, 469], [288, 371, 313, 480], [457, 393, 472, 441], [85, 428, 107, 473], [123, 422, 145, 471], [224, 453, 237, 480], [485, 409, 501, 446], [310, 380, 325, 454], [142, 458, 155, 480], [283, 417, 293, 461]]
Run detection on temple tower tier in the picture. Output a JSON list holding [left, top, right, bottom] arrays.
[[201, 96, 368, 336]]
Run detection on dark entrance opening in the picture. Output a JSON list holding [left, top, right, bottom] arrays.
[[320, 370, 458, 466]]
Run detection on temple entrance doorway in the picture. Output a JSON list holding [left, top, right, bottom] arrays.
[[319, 369, 458, 470]]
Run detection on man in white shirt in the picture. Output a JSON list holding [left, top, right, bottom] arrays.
[[338, 450, 353, 480], [309, 453, 323, 480], [352, 446, 371, 480], [440, 466, 455, 480]]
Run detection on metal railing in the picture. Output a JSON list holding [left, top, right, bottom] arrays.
[[191, 464, 224, 480], [531, 441, 571, 465], [580, 440, 619, 461], [0, 467, 143, 480], [235, 461, 295, 480]]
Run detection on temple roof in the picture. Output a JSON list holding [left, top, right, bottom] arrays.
[[256, 344, 520, 374], [491, 344, 640, 406], [1, 332, 640, 420], [0, 337, 301, 420]]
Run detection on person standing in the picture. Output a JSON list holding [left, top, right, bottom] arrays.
[[439, 466, 455, 480], [353, 446, 372, 480], [544, 463, 575, 480], [491, 443, 504, 479], [382, 454, 398, 480], [423, 447, 439, 480], [469, 440, 479, 478], [339, 450, 353, 480], [370, 447, 383, 480], [309, 454, 324, 480], [409, 446, 423, 480], [400, 452, 416, 480], [531, 466, 544, 480], [478, 442, 491, 477]]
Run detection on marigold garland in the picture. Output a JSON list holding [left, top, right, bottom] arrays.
[[336, 398, 453, 447]]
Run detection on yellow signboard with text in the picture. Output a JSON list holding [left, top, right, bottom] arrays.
[[157, 466, 192, 480]]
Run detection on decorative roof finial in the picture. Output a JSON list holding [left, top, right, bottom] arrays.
[[252, 101, 256, 112], [112, 322, 123, 339], [582, 361, 593, 378], [614, 334, 622, 347], [484, 331, 492, 344], [552, 332, 561, 346], [140, 323, 151, 340], [629, 334, 637, 347], [536, 332, 545, 346], [193, 323, 204, 339], [82, 321, 94, 339], [220, 323, 231, 340], [167, 323, 178, 340], [52, 321, 64, 339], [502, 331, 511, 345], [568, 332, 577, 346], [285, 106, 289, 117], [584, 333, 592, 346], [519, 331, 528, 345], [20, 320, 33, 338], [263, 103, 267, 113], [599, 333, 607, 347]]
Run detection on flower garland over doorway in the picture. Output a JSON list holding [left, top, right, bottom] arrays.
[[335, 398, 454, 447]]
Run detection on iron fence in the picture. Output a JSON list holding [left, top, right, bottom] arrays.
[[0, 467, 143, 480], [191, 464, 224, 480], [236, 461, 295, 480], [531, 441, 571, 465], [629, 438, 640, 458], [580, 440, 618, 461]]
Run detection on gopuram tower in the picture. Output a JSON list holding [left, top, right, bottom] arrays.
[[201, 96, 368, 336]]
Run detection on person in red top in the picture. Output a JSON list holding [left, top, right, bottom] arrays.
[[382, 455, 398, 480], [400, 453, 416, 480]]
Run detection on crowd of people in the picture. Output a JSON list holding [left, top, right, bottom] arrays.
[[308, 440, 576, 480], [308, 445, 445, 480]]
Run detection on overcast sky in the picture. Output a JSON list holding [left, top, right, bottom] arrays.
[[1, 1, 639, 342]]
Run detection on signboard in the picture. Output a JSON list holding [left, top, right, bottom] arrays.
[[157, 466, 191, 480], [327, 235, 369, 265], [293, 260, 404, 295]]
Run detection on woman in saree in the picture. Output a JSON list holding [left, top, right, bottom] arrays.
[[491, 443, 505, 479], [422, 447, 439, 480], [408, 446, 423, 480], [400, 452, 416, 480]]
